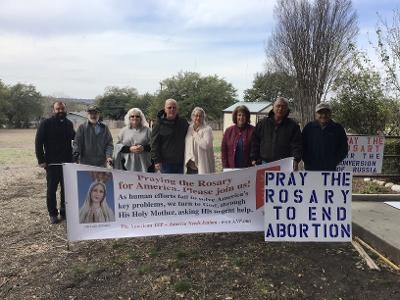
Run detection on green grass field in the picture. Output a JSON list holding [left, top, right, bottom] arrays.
[[0, 129, 37, 165], [0, 128, 224, 167]]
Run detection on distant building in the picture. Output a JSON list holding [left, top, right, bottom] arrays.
[[67, 112, 87, 129], [67, 112, 125, 130], [222, 101, 273, 132]]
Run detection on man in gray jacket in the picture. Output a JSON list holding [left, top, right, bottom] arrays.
[[73, 105, 113, 167]]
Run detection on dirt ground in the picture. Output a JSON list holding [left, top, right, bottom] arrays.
[[0, 129, 399, 300]]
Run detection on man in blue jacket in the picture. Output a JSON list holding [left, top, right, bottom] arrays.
[[302, 102, 348, 171], [35, 101, 75, 224]]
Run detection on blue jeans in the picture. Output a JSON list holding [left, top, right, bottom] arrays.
[[161, 162, 184, 174]]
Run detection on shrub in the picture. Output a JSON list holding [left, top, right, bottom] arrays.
[[382, 138, 400, 177]]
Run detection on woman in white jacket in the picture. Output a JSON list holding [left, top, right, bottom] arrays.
[[184, 107, 215, 174]]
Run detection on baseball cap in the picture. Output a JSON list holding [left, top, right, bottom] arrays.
[[87, 105, 100, 112], [315, 102, 331, 112]]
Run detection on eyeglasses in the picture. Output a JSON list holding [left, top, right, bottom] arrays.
[[130, 115, 141, 118], [316, 110, 331, 115]]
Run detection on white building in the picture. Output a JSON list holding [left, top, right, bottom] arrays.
[[222, 102, 273, 132]]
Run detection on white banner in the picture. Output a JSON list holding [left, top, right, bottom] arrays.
[[63, 158, 293, 241], [264, 171, 352, 242], [337, 135, 384, 174], [385, 202, 400, 210]]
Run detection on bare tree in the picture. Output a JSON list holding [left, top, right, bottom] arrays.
[[267, 0, 358, 126]]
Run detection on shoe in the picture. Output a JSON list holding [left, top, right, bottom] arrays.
[[59, 207, 65, 221], [49, 215, 59, 224]]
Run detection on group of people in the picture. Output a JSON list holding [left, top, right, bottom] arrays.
[[35, 99, 215, 223], [222, 97, 348, 173], [151, 99, 215, 174], [111, 98, 215, 175], [35, 96, 348, 224]]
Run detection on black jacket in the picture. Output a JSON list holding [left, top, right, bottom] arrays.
[[250, 111, 302, 163], [35, 116, 75, 164], [150, 110, 189, 164], [302, 120, 348, 171]]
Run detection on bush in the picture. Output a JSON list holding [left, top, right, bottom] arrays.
[[382, 138, 400, 177], [356, 181, 391, 194]]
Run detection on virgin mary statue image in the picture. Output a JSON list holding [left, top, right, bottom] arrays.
[[79, 180, 115, 223]]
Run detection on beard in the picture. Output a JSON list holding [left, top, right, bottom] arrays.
[[55, 112, 67, 119], [88, 117, 99, 124]]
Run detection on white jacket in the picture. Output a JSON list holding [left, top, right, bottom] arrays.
[[184, 124, 215, 174]]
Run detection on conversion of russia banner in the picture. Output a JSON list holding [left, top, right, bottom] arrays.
[[337, 135, 385, 174], [63, 157, 293, 241]]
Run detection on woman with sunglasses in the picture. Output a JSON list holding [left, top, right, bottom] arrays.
[[114, 108, 153, 172]]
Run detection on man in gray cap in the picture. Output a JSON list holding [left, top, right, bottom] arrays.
[[73, 105, 114, 167], [302, 102, 348, 171]]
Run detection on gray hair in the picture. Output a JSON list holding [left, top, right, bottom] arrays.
[[274, 96, 289, 107], [165, 98, 178, 107], [124, 108, 149, 128], [191, 107, 206, 126]]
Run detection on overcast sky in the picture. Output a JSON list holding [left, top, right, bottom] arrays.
[[0, 0, 399, 99]]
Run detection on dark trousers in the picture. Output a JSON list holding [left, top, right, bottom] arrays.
[[46, 165, 65, 217], [161, 162, 184, 174]]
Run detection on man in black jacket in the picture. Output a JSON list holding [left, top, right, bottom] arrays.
[[302, 102, 348, 171], [35, 101, 75, 224], [250, 96, 302, 170], [151, 99, 189, 173]]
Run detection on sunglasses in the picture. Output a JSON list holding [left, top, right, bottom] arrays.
[[130, 115, 141, 118]]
